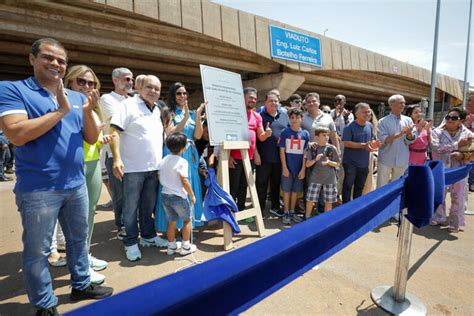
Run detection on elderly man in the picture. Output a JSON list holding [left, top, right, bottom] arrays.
[[342, 103, 379, 203], [0, 38, 112, 315], [110, 75, 167, 262], [256, 91, 290, 217], [100, 67, 134, 240], [377, 94, 416, 189]]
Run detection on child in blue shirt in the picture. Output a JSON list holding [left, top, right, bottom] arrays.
[[277, 108, 309, 225]]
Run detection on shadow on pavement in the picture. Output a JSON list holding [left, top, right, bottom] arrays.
[[356, 299, 389, 315]]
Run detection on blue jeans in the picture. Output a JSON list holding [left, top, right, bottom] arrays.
[[122, 171, 159, 246], [342, 162, 369, 203], [106, 154, 123, 229], [16, 184, 90, 309]]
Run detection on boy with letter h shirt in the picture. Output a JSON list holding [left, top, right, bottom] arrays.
[[277, 108, 309, 225]]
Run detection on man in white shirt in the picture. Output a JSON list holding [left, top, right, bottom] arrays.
[[109, 75, 167, 262], [376, 94, 416, 189], [100, 67, 133, 240]]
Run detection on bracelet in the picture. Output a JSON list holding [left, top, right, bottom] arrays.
[[463, 152, 471, 161]]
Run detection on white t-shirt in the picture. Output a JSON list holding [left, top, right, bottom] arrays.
[[111, 94, 163, 173], [157, 154, 188, 199], [100, 91, 127, 156]]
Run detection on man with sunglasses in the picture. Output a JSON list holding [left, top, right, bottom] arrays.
[[331, 95, 353, 138], [0, 38, 112, 315], [100, 67, 134, 241], [288, 94, 303, 110], [376, 94, 416, 201]]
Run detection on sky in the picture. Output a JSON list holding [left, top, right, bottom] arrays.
[[213, 0, 473, 86]]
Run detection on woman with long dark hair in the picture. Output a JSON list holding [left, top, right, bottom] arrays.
[[155, 82, 205, 232], [404, 104, 432, 165]]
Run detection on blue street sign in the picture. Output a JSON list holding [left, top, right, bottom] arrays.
[[269, 25, 322, 67]]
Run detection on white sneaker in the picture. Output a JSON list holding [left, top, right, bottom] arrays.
[[167, 241, 182, 256], [179, 244, 197, 256], [125, 244, 142, 261], [89, 268, 105, 285], [139, 236, 168, 248], [89, 254, 108, 271]]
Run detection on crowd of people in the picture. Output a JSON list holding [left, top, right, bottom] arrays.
[[0, 37, 473, 315]]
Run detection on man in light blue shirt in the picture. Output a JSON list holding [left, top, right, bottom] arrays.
[[376, 94, 416, 189]]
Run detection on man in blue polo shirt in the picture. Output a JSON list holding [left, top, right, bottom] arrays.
[[341, 103, 379, 203], [0, 38, 112, 315], [256, 91, 289, 217]]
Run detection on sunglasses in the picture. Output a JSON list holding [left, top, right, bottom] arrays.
[[76, 78, 97, 88], [323, 110, 331, 114], [122, 77, 133, 82], [334, 99, 342, 103], [445, 115, 460, 121], [176, 91, 188, 96]]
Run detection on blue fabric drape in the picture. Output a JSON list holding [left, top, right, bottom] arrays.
[[202, 168, 241, 233]]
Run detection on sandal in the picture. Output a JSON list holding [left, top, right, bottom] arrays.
[[448, 226, 460, 233], [430, 220, 440, 226]]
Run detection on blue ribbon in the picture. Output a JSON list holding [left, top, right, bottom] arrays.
[[66, 161, 472, 316]]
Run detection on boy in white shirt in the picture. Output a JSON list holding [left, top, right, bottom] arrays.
[[157, 132, 197, 255]]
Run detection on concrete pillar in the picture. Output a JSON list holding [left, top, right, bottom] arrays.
[[243, 72, 305, 102]]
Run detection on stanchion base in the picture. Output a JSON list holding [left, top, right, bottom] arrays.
[[371, 285, 427, 315]]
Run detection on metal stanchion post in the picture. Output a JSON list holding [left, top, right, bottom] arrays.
[[371, 210, 427, 315]]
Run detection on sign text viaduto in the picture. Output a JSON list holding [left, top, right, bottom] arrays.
[[269, 25, 322, 67]]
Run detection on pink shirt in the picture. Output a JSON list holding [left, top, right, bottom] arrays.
[[409, 129, 429, 165], [231, 110, 263, 160]]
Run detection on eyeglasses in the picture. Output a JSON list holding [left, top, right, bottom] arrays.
[[292, 100, 302, 103], [76, 78, 97, 88], [334, 99, 343, 103], [176, 91, 188, 96], [122, 77, 133, 82], [445, 115, 460, 121]]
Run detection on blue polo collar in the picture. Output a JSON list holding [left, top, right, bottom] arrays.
[[25, 77, 43, 91], [25, 76, 69, 96]]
